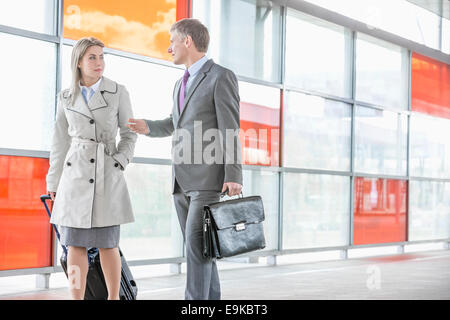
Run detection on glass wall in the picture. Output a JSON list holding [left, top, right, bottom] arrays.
[[192, 0, 283, 83]]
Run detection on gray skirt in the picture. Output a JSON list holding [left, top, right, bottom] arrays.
[[59, 225, 120, 248]]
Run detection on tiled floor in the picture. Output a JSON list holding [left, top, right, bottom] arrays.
[[1, 249, 449, 300]]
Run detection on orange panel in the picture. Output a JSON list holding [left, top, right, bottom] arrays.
[[0, 156, 53, 271], [411, 52, 450, 119], [63, 0, 191, 61], [353, 178, 407, 245], [240, 101, 280, 166]]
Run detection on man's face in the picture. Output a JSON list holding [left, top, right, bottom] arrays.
[[168, 32, 188, 65]]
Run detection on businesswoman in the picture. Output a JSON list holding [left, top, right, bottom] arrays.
[[46, 37, 137, 300]]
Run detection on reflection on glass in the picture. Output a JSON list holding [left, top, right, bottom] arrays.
[[353, 178, 407, 245], [239, 81, 280, 166], [410, 114, 450, 178], [0, 0, 55, 34], [354, 106, 407, 176], [304, 0, 442, 52], [411, 52, 450, 119], [121, 163, 183, 260], [0, 33, 56, 151], [285, 9, 352, 98], [356, 33, 409, 109], [241, 170, 279, 250], [283, 92, 351, 171], [192, 0, 282, 82], [409, 180, 450, 241], [282, 173, 350, 249], [63, 0, 177, 60], [0, 156, 52, 271]]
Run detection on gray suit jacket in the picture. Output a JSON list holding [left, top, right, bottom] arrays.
[[145, 59, 242, 193]]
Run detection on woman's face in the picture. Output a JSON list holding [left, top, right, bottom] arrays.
[[78, 45, 104, 80]]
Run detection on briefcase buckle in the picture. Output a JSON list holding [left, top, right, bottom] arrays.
[[235, 222, 246, 231]]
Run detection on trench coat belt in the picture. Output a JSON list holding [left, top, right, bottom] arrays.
[[71, 137, 116, 197]]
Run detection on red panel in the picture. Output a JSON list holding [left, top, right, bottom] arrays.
[[239, 101, 280, 166], [176, 0, 191, 20], [411, 52, 450, 119], [0, 155, 53, 271], [353, 177, 407, 245]]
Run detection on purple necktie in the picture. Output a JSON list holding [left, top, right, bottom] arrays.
[[179, 69, 190, 113]]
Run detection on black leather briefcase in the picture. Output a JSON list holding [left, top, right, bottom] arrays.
[[202, 192, 266, 259]]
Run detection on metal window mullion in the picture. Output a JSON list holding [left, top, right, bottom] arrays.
[[278, 4, 288, 253], [0, 24, 59, 44], [349, 30, 357, 247], [407, 49, 412, 242]]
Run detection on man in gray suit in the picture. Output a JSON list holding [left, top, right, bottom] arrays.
[[127, 18, 242, 300]]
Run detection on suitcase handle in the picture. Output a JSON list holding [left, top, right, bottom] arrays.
[[40, 194, 67, 255]]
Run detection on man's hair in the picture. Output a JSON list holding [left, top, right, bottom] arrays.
[[170, 18, 210, 52]]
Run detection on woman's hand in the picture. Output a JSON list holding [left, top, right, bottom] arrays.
[[127, 118, 149, 135], [47, 191, 56, 201]]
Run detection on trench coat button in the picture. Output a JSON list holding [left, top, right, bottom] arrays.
[[90, 158, 95, 163], [89, 119, 95, 124], [89, 178, 94, 183], [114, 162, 119, 168], [67, 162, 71, 166]]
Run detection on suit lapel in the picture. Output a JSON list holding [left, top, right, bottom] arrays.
[[67, 91, 94, 120], [178, 59, 214, 122], [90, 76, 117, 111]]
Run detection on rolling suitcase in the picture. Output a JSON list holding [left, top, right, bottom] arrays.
[[40, 195, 138, 300]]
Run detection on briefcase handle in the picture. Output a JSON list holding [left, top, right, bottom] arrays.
[[220, 189, 243, 198]]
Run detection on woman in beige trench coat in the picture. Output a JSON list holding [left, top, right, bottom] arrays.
[[46, 37, 137, 300]]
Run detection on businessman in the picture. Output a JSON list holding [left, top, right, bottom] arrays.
[[127, 18, 242, 300]]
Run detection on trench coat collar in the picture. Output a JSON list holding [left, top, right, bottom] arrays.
[[176, 59, 215, 123], [66, 77, 117, 119]]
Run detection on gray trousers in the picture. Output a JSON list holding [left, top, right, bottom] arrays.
[[173, 180, 221, 300]]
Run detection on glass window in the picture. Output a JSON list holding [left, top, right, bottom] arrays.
[[409, 180, 450, 241], [305, 0, 442, 52], [104, 54, 183, 159], [192, 0, 282, 82], [353, 178, 407, 245], [0, 33, 56, 151], [282, 173, 350, 250], [354, 106, 408, 176], [0, 156, 52, 271], [411, 52, 450, 119], [442, 17, 450, 54], [121, 163, 184, 260], [285, 9, 352, 98], [0, 0, 55, 34], [410, 114, 450, 178], [61, 46, 183, 159], [283, 92, 352, 171], [63, 0, 179, 60], [355, 33, 409, 109], [239, 81, 280, 166], [241, 170, 279, 251]]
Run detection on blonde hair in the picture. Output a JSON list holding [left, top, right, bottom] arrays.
[[69, 37, 105, 105]]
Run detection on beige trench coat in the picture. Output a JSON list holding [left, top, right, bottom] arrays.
[[46, 77, 137, 228]]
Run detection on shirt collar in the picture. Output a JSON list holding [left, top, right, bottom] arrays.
[[79, 77, 103, 93], [187, 55, 208, 78]]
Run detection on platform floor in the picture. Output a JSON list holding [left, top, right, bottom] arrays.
[[1, 249, 449, 300]]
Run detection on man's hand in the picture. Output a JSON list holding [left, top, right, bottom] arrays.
[[47, 191, 56, 201], [221, 182, 242, 197], [127, 118, 150, 135]]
